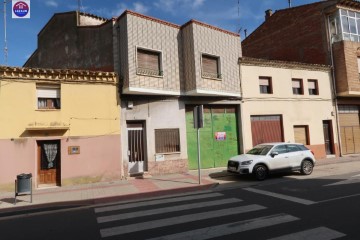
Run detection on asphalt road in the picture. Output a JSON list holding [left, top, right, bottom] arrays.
[[1, 171, 360, 240]]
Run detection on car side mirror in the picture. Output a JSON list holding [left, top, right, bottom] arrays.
[[271, 152, 278, 158]]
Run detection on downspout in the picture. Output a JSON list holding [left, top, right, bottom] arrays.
[[115, 20, 125, 179], [238, 57, 245, 154], [326, 14, 342, 157]]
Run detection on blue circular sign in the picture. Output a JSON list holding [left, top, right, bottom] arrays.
[[13, 1, 29, 18]]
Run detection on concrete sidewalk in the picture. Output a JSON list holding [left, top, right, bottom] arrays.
[[0, 155, 359, 214]]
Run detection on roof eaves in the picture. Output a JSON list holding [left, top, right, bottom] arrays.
[[239, 57, 331, 71], [181, 19, 239, 37]]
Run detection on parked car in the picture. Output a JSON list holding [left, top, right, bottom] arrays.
[[227, 142, 316, 180]]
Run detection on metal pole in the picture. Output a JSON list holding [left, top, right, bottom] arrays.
[[4, 0, 8, 65], [197, 127, 201, 185]]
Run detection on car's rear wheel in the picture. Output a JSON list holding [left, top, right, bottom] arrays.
[[301, 160, 313, 175], [254, 165, 268, 181]]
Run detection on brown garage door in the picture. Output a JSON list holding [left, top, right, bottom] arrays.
[[251, 115, 283, 146], [339, 113, 360, 154]]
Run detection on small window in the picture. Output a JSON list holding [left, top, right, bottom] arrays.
[[202, 54, 221, 79], [308, 79, 319, 95], [37, 85, 60, 109], [137, 48, 162, 76], [259, 77, 272, 94], [294, 125, 309, 145], [357, 58, 360, 77], [292, 79, 303, 95], [155, 128, 180, 153]]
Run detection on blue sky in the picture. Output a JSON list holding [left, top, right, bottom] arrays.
[[0, 0, 319, 67]]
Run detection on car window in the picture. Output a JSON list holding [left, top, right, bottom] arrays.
[[287, 144, 302, 152], [298, 145, 309, 151], [271, 145, 287, 154], [247, 145, 273, 155]]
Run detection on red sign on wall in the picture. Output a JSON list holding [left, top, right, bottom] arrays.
[[215, 132, 226, 141]]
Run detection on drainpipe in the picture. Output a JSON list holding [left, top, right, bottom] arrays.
[[115, 21, 125, 179], [238, 57, 245, 154], [327, 18, 342, 157]]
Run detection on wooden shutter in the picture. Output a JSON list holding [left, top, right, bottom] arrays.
[[259, 78, 269, 86], [308, 80, 316, 89], [294, 126, 308, 145], [202, 55, 218, 74], [137, 49, 160, 71], [37, 87, 60, 98], [292, 80, 301, 88]]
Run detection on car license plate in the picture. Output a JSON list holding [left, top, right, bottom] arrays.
[[228, 166, 236, 171]]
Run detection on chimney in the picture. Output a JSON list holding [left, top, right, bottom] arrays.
[[265, 9, 273, 21]]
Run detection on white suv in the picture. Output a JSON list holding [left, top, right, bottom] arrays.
[[227, 143, 316, 180]]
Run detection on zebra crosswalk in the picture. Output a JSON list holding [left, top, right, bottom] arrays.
[[94, 191, 346, 239]]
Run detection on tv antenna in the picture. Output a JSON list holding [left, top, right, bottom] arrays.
[[77, 0, 84, 12], [237, 0, 243, 38], [4, 0, 8, 65]]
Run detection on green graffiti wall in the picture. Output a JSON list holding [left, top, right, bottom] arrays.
[[186, 105, 239, 169]]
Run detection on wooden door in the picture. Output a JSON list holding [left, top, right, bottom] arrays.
[[322, 121, 332, 155], [339, 113, 360, 155], [37, 140, 61, 186]]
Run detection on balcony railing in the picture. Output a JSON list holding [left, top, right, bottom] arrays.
[[202, 72, 222, 79], [136, 67, 163, 77]]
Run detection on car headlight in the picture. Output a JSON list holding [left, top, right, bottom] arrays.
[[241, 160, 253, 166]]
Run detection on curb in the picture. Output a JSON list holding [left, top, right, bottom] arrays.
[[0, 182, 219, 218]]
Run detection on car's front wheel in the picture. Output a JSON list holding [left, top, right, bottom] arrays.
[[254, 165, 268, 181], [301, 160, 314, 175]]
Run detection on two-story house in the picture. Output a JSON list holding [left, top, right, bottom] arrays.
[[242, 0, 360, 155], [25, 10, 242, 176], [0, 66, 121, 190], [239, 57, 338, 159]]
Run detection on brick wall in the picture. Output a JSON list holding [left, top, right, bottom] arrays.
[[25, 12, 114, 71], [333, 41, 360, 94], [242, 2, 330, 65]]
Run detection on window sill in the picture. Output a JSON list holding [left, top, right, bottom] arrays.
[[36, 109, 61, 111], [155, 152, 181, 155], [136, 73, 164, 78], [202, 75, 222, 81]]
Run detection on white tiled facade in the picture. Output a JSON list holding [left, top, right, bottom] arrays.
[[117, 11, 241, 97], [182, 22, 241, 96]]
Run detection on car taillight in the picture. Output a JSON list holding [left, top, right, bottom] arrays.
[[311, 150, 315, 156]]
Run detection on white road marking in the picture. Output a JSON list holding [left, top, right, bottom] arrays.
[[95, 192, 224, 213], [324, 173, 360, 186], [244, 187, 316, 205], [97, 198, 242, 223], [318, 192, 360, 203], [147, 213, 299, 240], [268, 227, 346, 240], [100, 204, 266, 238]]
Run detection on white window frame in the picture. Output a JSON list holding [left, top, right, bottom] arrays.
[[36, 84, 61, 110]]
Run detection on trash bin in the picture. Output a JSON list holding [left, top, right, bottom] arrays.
[[15, 173, 32, 204]]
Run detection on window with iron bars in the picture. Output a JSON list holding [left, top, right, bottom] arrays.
[[155, 128, 180, 153]]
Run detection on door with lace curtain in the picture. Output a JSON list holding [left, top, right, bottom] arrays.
[[37, 140, 61, 186]]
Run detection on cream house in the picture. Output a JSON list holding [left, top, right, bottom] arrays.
[[239, 57, 338, 159]]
